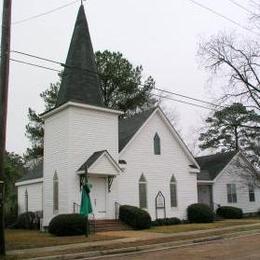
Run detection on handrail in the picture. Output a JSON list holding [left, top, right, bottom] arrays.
[[73, 202, 80, 213]]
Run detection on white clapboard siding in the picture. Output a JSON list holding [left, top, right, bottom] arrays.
[[43, 105, 120, 225], [118, 110, 198, 220], [213, 155, 260, 214], [17, 182, 43, 214]]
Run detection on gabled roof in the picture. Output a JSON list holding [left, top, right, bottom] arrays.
[[56, 4, 103, 108], [119, 107, 157, 152], [77, 150, 121, 175], [196, 151, 238, 181], [77, 150, 106, 172], [16, 160, 43, 183]]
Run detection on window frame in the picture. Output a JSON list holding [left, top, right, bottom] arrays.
[[25, 189, 28, 213], [153, 133, 161, 155], [227, 184, 237, 203], [248, 184, 255, 202], [170, 175, 177, 207], [139, 174, 147, 209], [53, 171, 59, 213]]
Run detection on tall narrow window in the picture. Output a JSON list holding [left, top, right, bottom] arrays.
[[53, 172, 59, 213], [227, 184, 237, 203], [249, 184, 255, 202], [139, 174, 147, 208], [25, 189, 28, 212], [154, 133, 161, 155], [170, 175, 177, 207]]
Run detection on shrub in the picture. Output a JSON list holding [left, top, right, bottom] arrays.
[[49, 214, 87, 236], [216, 206, 243, 219], [119, 205, 151, 230], [187, 203, 215, 223], [11, 211, 39, 229], [152, 217, 181, 226]]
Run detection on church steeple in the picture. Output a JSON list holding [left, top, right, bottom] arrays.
[[56, 4, 104, 108]]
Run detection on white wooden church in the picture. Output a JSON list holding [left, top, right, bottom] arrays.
[[15, 5, 260, 227]]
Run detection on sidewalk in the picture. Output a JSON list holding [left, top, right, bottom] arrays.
[[7, 223, 260, 259]]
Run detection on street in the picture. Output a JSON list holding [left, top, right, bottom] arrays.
[[97, 233, 260, 260]]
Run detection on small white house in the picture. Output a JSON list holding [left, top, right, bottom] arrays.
[[16, 4, 200, 227], [196, 151, 260, 214]]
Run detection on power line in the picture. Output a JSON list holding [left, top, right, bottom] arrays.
[[10, 58, 60, 72], [186, 0, 260, 36], [11, 50, 220, 108], [227, 0, 254, 15], [10, 56, 216, 111], [12, 0, 80, 25], [154, 87, 223, 108], [153, 93, 215, 111]]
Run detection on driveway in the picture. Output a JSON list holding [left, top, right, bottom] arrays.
[[99, 233, 260, 260]]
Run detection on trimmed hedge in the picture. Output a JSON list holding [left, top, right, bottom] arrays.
[[11, 211, 40, 229], [49, 214, 87, 236], [216, 206, 243, 219], [152, 217, 181, 226], [119, 205, 151, 230], [187, 203, 215, 223]]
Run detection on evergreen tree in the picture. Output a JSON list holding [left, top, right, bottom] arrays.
[[199, 103, 260, 165]]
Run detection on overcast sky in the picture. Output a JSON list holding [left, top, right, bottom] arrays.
[[1, 0, 256, 156]]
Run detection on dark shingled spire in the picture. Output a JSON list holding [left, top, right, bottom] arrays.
[[56, 4, 104, 107]]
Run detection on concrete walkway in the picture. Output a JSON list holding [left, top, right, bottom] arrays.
[[7, 223, 260, 257]]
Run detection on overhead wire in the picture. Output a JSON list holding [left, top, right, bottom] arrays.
[[186, 0, 260, 36], [11, 50, 221, 109], [13, 0, 81, 25], [10, 55, 217, 111], [227, 0, 254, 15]]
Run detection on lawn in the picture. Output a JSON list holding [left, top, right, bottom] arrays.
[[5, 229, 123, 251], [149, 218, 260, 234]]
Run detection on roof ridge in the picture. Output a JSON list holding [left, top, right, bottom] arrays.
[[195, 150, 237, 160]]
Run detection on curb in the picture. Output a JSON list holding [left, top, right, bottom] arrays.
[[30, 230, 260, 260]]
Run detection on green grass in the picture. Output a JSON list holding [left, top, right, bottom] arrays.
[[149, 218, 260, 234], [5, 229, 123, 251]]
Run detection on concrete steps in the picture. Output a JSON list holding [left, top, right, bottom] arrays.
[[89, 219, 132, 232]]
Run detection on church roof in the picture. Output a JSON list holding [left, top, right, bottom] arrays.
[[77, 150, 106, 172], [196, 151, 238, 181], [16, 160, 43, 183], [77, 150, 121, 174], [56, 4, 104, 108], [118, 107, 157, 152]]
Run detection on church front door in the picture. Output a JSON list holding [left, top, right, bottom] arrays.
[[89, 176, 107, 219]]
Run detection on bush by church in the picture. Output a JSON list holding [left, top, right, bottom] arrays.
[[216, 206, 243, 219], [11, 211, 41, 229], [48, 214, 87, 236], [119, 205, 152, 229], [187, 203, 215, 223], [151, 217, 181, 226]]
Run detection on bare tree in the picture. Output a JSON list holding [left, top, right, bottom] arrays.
[[198, 32, 260, 111]]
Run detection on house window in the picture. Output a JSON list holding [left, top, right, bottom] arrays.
[[249, 184, 255, 202], [139, 174, 147, 208], [227, 184, 237, 203], [25, 189, 28, 212], [170, 175, 177, 207], [53, 172, 59, 213], [154, 133, 161, 155]]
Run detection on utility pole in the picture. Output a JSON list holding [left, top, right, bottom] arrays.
[[0, 0, 12, 256]]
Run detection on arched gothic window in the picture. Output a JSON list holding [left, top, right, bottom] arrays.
[[154, 133, 161, 155], [25, 189, 28, 212], [53, 172, 59, 213], [170, 175, 177, 207], [139, 174, 147, 208]]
